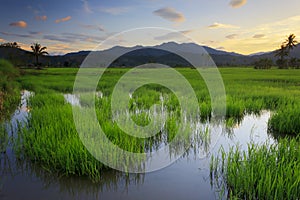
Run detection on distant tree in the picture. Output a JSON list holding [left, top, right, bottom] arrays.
[[275, 34, 298, 69], [0, 42, 20, 48], [254, 58, 273, 69], [30, 43, 48, 68], [63, 61, 70, 67], [289, 57, 300, 69]]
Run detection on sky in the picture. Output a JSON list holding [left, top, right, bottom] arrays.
[[0, 0, 300, 55]]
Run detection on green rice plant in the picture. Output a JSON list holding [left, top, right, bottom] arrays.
[[268, 104, 300, 136], [0, 59, 20, 120], [16, 91, 187, 180], [211, 137, 300, 199], [16, 94, 107, 181]]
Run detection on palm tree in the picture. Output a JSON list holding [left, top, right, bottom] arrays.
[[31, 43, 48, 67], [275, 45, 289, 69], [275, 45, 288, 60], [284, 34, 298, 51]]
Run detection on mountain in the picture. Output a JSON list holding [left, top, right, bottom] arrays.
[[249, 51, 270, 56], [1, 42, 299, 67]]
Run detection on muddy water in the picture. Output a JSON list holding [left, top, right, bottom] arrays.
[[0, 92, 275, 200]]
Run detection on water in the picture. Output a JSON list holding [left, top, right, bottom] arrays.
[[0, 91, 275, 199]]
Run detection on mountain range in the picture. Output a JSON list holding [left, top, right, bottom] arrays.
[[0, 42, 299, 67]]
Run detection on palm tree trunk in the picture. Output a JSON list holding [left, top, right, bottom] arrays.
[[35, 55, 38, 66]]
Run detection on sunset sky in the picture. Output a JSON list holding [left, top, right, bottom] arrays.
[[1, 0, 300, 55]]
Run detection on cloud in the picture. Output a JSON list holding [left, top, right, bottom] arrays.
[[44, 35, 73, 43], [229, 0, 247, 8], [55, 16, 71, 23], [253, 34, 265, 39], [0, 31, 32, 38], [202, 40, 219, 46], [80, 24, 105, 32], [210, 15, 300, 55], [9, 21, 27, 28], [29, 31, 42, 35], [27, 5, 41, 15], [208, 22, 239, 29], [153, 7, 185, 23], [226, 34, 238, 39], [43, 33, 105, 43], [154, 30, 193, 40], [99, 7, 130, 15], [35, 15, 47, 21], [0, 38, 5, 43], [82, 0, 93, 13]]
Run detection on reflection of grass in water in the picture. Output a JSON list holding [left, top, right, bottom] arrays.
[[11, 157, 145, 199], [210, 137, 300, 199], [0, 124, 9, 193], [0, 124, 8, 154]]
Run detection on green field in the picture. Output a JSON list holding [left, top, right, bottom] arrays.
[[2, 67, 300, 198]]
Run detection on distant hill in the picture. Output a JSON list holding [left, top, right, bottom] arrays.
[[0, 42, 299, 68], [251, 44, 300, 61]]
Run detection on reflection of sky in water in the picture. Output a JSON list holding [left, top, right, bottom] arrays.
[[1, 92, 275, 200], [5, 90, 33, 138]]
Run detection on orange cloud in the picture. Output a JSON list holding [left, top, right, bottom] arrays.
[[9, 21, 27, 28], [253, 34, 265, 39], [55, 16, 71, 23], [229, 0, 247, 8], [226, 34, 238, 39], [153, 7, 185, 23], [0, 38, 5, 43], [35, 15, 47, 21], [208, 22, 239, 29]]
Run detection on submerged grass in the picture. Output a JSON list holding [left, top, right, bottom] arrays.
[[211, 137, 300, 199]]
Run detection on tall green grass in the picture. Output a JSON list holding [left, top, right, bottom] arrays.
[[268, 104, 300, 137], [15, 91, 186, 180], [0, 59, 20, 120], [16, 93, 107, 181], [19, 67, 300, 124], [210, 138, 300, 199]]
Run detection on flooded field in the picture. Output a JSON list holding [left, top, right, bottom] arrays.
[[0, 91, 275, 200]]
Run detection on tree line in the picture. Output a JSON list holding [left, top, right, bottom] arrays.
[[254, 34, 299, 69]]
